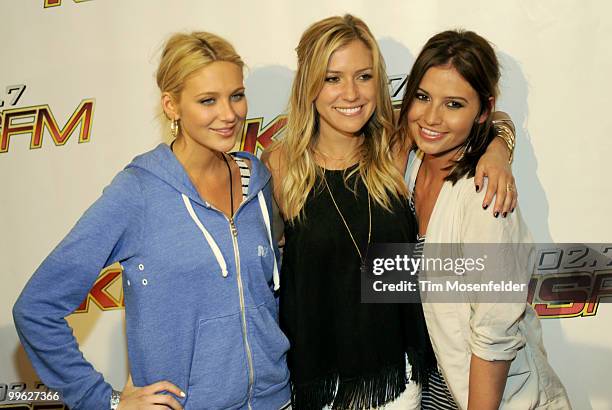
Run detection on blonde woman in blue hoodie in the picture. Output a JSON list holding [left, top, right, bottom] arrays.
[[13, 32, 291, 410]]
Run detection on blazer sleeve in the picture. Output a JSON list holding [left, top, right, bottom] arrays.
[[12, 169, 144, 410], [460, 179, 533, 362]]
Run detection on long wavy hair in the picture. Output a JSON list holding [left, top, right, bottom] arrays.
[[274, 14, 407, 222], [396, 30, 500, 183]]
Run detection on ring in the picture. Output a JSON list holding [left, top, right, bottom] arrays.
[[506, 183, 515, 192]]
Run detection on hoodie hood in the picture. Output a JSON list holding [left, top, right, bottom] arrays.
[[126, 143, 271, 207], [126, 143, 278, 290]]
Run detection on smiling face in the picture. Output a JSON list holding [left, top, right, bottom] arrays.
[[408, 64, 489, 162], [163, 61, 247, 153], [314, 39, 376, 139]]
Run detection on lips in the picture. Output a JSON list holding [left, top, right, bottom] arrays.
[[419, 125, 447, 141], [335, 105, 363, 116], [210, 125, 236, 137]]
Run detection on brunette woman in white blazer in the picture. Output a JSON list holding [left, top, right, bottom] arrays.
[[395, 30, 571, 410]]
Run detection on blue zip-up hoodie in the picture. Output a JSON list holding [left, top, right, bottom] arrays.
[[13, 144, 291, 410]]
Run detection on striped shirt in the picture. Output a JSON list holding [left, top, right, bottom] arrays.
[[232, 154, 250, 200], [411, 198, 459, 410]]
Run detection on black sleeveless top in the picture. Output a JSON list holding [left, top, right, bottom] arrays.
[[280, 167, 435, 410]]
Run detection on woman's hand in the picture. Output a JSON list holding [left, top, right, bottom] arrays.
[[117, 374, 185, 410], [474, 137, 517, 217]]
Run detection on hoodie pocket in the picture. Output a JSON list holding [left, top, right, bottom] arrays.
[[249, 299, 291, 395], [187, 313, 249, 409]]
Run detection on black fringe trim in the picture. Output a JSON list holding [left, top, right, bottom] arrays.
[[406, 347, 437, 388], [291, 373, 337, 410], [291, 364, 407, 410]]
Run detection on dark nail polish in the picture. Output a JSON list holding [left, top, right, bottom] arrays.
[[494, 211, 499, 218], [483, 204, 489, 210], [511, 208, 515, 213], [475, 185, 480, 192], [503, 212, 507, 218]]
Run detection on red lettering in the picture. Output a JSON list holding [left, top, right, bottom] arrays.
[[0, 100, 94, 153], [533, 274, 590, 317], [75, 267, 123, 313], [240, 115, 287, 155], [34, 100, 94, 146], [0, 108, 36, 152]]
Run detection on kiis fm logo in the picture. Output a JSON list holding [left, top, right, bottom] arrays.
[[0, 84, 95, 154], [44, 0, 92, 8], [527, 245, 612, 318]]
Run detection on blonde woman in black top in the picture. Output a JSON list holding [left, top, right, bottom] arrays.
[[263, 15, 517, 409]]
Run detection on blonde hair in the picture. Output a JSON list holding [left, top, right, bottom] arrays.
[[156, 31, 244, 104], [275, 14, 407, 222]]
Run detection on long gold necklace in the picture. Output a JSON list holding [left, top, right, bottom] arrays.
[[323, 171, 371, 274]]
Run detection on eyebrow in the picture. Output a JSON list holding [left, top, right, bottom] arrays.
[[326, 67, 373, 74], [194, 87, 245, 99], [417, 87, 469, 103]]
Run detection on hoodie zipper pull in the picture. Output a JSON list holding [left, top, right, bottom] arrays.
[[229, 218, 238, 237]]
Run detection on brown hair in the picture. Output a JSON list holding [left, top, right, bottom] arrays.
[[397, 29, 500, 183]]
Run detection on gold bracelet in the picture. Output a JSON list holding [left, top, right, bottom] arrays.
[[493, 122, 515, 164]]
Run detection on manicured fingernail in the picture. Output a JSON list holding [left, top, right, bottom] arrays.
[[180, 391, 186, 397], [511, 207, 515, 213], [483, 204, 489, 210], [475, 185, 480, 192], [494, 211, 499, 218], [503, 212, 507, 218]]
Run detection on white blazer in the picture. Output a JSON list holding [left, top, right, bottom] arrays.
[[407, 151, 571, 410]]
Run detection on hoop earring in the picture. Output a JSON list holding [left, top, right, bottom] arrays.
[[170, 118, 179, 139]]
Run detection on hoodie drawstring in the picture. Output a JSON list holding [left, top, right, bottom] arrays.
[[181, 192, 279, 290], [181, 194, 229, 278], [257, 191, 280, 291]]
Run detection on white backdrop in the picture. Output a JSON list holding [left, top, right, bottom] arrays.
[[1, 1, 611, 409]]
